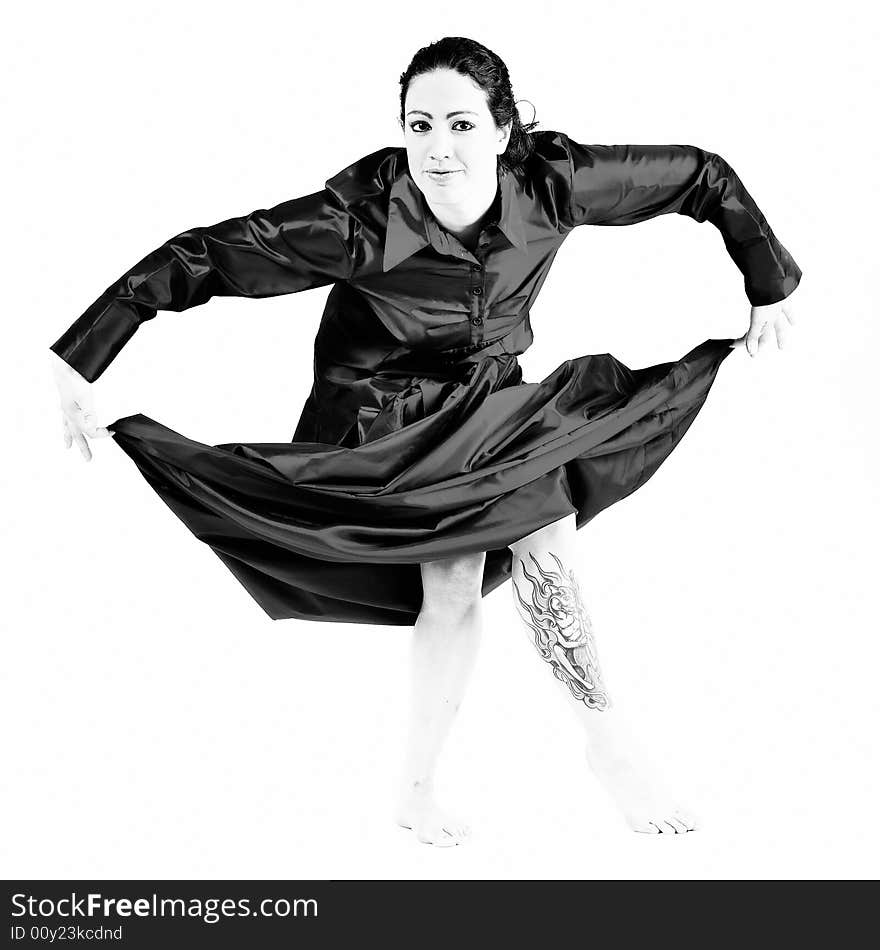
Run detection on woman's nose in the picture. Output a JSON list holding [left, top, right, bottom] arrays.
[[429, 134, 453, 160]]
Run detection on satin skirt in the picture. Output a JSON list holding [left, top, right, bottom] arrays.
[[107, 337, 735, 626]]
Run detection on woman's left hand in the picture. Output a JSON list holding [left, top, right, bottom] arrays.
[[730, 289, 797, 356]]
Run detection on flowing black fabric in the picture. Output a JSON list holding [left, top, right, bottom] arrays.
[[50, 130, 801, 626]]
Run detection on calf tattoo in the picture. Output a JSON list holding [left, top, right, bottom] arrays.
[[512, 550, 611, 711]]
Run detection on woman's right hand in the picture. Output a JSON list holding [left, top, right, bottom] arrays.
[[51, 352, 114, 461]]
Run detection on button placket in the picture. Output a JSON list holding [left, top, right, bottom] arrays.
[[469, 254, 487, 343]]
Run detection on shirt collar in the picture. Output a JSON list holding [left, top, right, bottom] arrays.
[[382, 156, 528, 272]]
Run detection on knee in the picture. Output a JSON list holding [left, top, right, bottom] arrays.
[[420, 551, 486, 615], [508, 512, 577, 558]]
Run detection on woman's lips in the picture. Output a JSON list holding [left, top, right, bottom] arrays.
[[426, 169, 461, 181]]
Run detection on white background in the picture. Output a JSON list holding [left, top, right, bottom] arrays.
[[4, 0, 877, 880]]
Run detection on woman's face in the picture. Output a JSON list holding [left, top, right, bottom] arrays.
[[402, 68, 511, 208]]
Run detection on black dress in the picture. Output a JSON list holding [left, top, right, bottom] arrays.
[[50, 130, 802, 626]]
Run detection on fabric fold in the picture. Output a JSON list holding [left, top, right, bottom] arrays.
[[108, 337, 734, 625]]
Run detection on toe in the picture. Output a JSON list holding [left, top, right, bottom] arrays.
[[418, 827, 460, 847], [673, 809, 699, 830]]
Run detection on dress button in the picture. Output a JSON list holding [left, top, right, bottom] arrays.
[[472, 262, 483, 271], [472, 286, 483, 296], [471, 316, 483, 326]]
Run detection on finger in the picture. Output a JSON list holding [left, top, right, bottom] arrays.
[[93, 425, 114, 438], [81, 412, 108, 439], [757, 324, 772, 353], [77, 408, 99, 438], [746, 323, 764, 356], [782, 302, 796, 325], [73, 429, 93, 462], [774, 319, 787, 350], [729, 335, 747, 349], [62, 416, 72, 449]]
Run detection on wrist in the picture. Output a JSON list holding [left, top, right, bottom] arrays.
[[50, 350, 89, 387]]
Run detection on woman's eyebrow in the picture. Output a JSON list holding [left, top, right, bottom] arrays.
[[406, 110, 479, 118]]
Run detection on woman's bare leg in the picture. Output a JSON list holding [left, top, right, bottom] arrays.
[[395, 551, 485, 846], [508, 513, 699, 834]]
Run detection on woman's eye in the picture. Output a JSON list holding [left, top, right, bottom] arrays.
[[409, 120, 475, 133]]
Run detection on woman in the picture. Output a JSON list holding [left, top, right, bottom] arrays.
[[50, 36, 801, 846]]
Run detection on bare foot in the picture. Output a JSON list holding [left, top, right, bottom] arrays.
[[395, 788, 471, 847], [583, 714, 700, 834]]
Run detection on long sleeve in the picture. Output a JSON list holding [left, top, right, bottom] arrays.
[[50, 188, 357, 382], [561, 134, 802, 307]]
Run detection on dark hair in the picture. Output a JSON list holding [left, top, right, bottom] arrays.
[[397, 36, 539, 178]]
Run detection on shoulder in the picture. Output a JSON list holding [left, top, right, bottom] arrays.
[[323, 145, 402, 210], [517, 129, 573, 183], [528, 131, 630, 179], [527, 128, 573, 164], [518, 130, 577, 229], [520, 129, 579, 192]]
